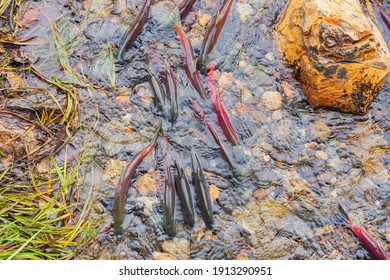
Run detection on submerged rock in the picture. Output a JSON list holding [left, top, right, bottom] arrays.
[[161, 238, 190, 260], [276, 0, 390, 114]]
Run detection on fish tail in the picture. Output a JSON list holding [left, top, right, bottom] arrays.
[[332, 203, 351, 227]]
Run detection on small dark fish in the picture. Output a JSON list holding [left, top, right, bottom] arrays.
[[148, 68, 166, 107], [371, 0, 390, 30], [191, 151, 214, 228], [198, 0, 234, 72], [177, 0, 197, 19], [174, 160, 195, 227], [158, 8, 208, 99], [113, 137, 158, 235], [174, 23, 208, 99], [164, 165, 176, 237], [190, 97, 236, 169], [207, 62, 240, 145], [164, 62, 179, 122], [338, 204, 390, 260], [145, 40, 167, 80], [117, 0, 152, 58]]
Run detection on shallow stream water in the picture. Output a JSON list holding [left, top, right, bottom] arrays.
[[12, 0, 390, 259]]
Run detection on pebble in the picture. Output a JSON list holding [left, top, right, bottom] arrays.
[[198, 13, 211, 26], [234, 102, 251, 116], [315, 150, 328, 160], [370, 169, 389, 185], [218, 72, 234, 90], [230, 42, 243, 56], [136, 196, 154, 217], [136, 84, 153, 104], [327, 155, 344, 172], [134, 169, 161, 196], [253, 188, 270, 200], [271, 110, 283, 121], [339, 142, 347, 148], [236, 251, 250, 260], [385, 227, 390, 242], [6, 72, 26, 89], [317, 172, 336, 183], [328, 249, 342, 260], [162, 238, 190, 260], [152, 252, 177, 260], [265, 52, 275, 61], [209, 184, 220, 202], [102, 159, 127, 187], [315, 225, 334, 236], [281, 170, 311, 192], [240, 87, 253, 101], [310, 121, 332, 139], [281, 81, 297, 99], [236, 3, 254, 22], [239, 60, 248, 67], [262, 91, 282, 111]]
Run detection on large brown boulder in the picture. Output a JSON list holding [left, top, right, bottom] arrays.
[[276, 0, 390, 114]]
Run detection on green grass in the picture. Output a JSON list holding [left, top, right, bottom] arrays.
[[0, 0, 102, 260], [0, 153, 98, 260], [0, 0, 12, 17]]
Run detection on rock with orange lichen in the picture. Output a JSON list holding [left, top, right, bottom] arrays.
[[276, 0, 390, 114]]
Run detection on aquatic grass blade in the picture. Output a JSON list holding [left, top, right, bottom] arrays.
[[0, 0, 12, 17], [198, 0, 234, 72], [207, 63, 240, 145], [64, 181, 94, 246], [117, 0, 152, 58], [113, 128, 160, 234], [7, 227, 46, 260], [163, 165, 176, 237], [191, 152, 214, 228], [174, 161, 195, 227]]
